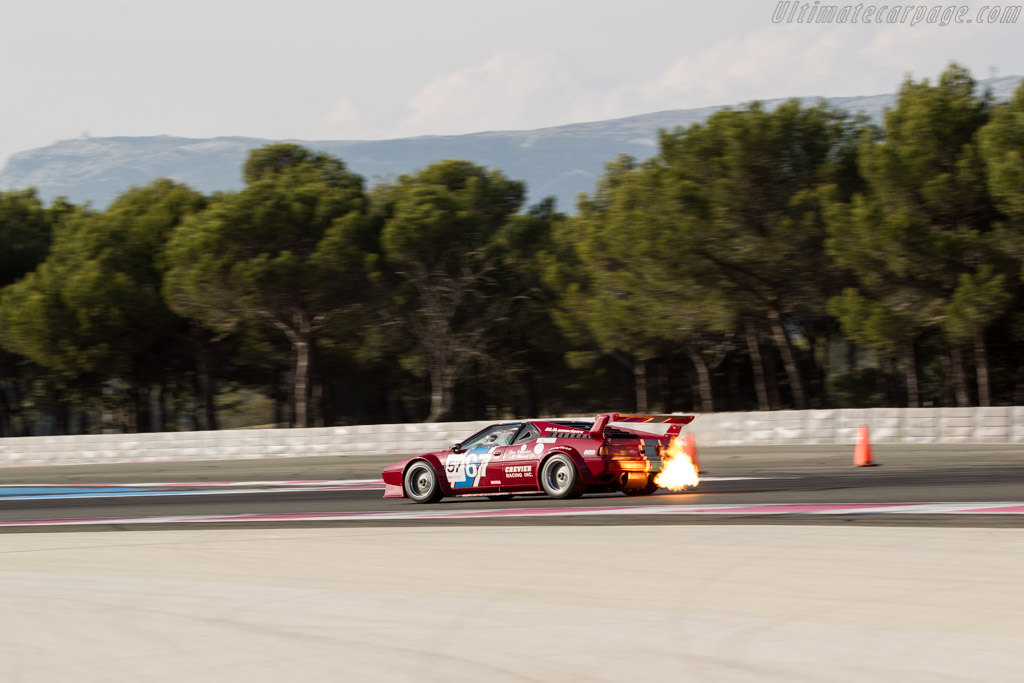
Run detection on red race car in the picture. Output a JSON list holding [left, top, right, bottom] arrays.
[[382, 413, 695, 503]]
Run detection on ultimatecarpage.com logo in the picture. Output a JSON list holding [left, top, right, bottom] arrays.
[[771, 2, 1021, 25]]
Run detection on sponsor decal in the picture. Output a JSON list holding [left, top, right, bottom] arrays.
[[533, 443, 544, 455], [504, 465, 533, 479], [445, 450, 492, 489], [583, 449, 596, 455], [538, 438, 557, 443]]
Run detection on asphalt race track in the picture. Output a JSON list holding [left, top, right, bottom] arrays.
[[2, 444, 1023, 531]]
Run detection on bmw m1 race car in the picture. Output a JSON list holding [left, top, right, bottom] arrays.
[[381, 413, 697, 503]]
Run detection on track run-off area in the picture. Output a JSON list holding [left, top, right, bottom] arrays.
[[3, 444, 1024, 682]]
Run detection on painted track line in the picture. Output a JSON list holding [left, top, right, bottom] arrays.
[[0, 475, 779, 490], [0, 484, 381, 502], [0, 479, 385, 488], [3, 501, 1024, 528], [0, 475, 786, 501]]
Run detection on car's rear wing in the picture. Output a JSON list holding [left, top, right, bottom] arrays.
[[589, 413, 695, 439]]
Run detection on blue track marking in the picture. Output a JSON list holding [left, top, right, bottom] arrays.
[[0, 483, 370, 502], [0, 487, 157, 496]]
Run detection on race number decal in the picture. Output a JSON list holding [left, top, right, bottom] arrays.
[[445, 451, 492, 488]]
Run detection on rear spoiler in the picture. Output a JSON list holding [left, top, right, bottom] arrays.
[[588, 413, 695, 439]]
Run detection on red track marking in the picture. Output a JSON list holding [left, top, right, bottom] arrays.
[[4, 501, 1024, 528]]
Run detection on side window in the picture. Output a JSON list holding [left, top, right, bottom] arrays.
[[511, 423, 539, 445], [461, 424, 520, 450]]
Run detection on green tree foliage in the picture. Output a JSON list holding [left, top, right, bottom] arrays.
[[981, 82, 1024, 232], [5, 66, 1024, 433], [377, 160, 525, 421], [0, 181, 205, 431], [0, 189, 53, 286], [657, 100, 864, 409], [488, 197, 574, 417], [545, 155, 736, 412], [163, 144, 373, 427], [826, 64, 1007, 406], [0, 189, 58, 436]]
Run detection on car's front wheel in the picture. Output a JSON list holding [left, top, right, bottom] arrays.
[[540, 454, 585, 499], [404, 461, 443, 503]]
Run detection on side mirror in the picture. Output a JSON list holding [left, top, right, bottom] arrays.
[[450, 442, 464, 453]]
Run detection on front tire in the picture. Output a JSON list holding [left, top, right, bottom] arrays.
[[404, 461, 443, 504], [540, 454, 585, 499]]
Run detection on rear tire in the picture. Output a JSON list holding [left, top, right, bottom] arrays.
[[623, 476, 660, 496], [404, 461, 443, 504], [540, 454, 585, 499]]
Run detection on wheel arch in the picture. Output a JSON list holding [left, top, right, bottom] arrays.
[[535, 447, 593, 489], [403, 455, 454, 496], [537, 448, 593, 481]]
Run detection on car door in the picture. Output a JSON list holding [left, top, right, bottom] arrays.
[[444, 424, 520, 493], [500, 422, 543, 492]]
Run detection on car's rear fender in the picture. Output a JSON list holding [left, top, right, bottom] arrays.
[[536, 447, 597, 487]]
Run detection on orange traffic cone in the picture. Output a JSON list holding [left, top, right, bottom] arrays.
[[853, 424, 878, 467], [684, 432, 703, 473]]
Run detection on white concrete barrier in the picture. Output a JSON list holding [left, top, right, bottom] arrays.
[[1, 407, 1022, 468]]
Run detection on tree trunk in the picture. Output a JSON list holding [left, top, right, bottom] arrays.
[[764, 342, 782, 409], [134, 384, 152, 433], [274, 395, 285, 428], [54, 397, 69, 436], [767, 306, 807, 409], [659, 360, 673, 414], [427, 368, 455, 422], [809, 332, 828, 409], [879, 355, 896, 407], [743, 320, 771, 411], [903, 340, 920, 408], [939, 352, 955, 406], [634, 357, 648, 413], [293, 339, 311, 427], [525, 370, 541, 418], [473, 359, 485, 419], [311, 376, 324, 427], [727, 360, 743, 411], [158, 384, 168, 431], [1014, 366, 1024, 405], [0, 384, 9, 438], [191, 321, 218, 431], [974, 332, 991, 407], [292, 311, 312, 428], [685, 346, 714, 412], [320, 379, 336, 427], [949, 347, 970, 407]]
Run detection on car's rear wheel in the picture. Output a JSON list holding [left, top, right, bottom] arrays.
[[404, 461, 443, 503], [623, 476, 660, 496], [540, 454, 585, 499]]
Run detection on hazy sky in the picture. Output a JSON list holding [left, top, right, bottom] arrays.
[[1, 0, 1020, 166]]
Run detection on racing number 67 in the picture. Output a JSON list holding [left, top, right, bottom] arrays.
[[465, 456, 488, 479]]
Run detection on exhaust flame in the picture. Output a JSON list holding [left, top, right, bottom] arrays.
[[654, 433, 700, 490]]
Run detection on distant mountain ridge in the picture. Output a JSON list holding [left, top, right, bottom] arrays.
[[2, 75, 1020, 212]]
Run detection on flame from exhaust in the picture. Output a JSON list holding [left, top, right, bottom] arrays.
[[654, 433, 700, 490]]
